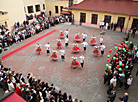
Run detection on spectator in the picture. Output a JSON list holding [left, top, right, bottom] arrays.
[[120, 93, 128, 102], [107, 91, 116, 102], [131, 27, 136, 38]]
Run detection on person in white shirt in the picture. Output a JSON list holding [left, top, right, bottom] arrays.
[[79, 55, 85, 69], [35, 44, 41, 54], [81, 41, 88, 52], [101, 21, 105, 29], [125, 75, 133, 89], [100, 43, 106, 56], [60, 48, 65, 61], [100, 21, 102, 28], [8, 81, 15, 91], [100, 36, 103, 45], [65, 37, 69, 47], [106, 22, 109, 30], [64, 29, 69, 38], [45, 42, 50, 55], [82, 33, 87, 41]]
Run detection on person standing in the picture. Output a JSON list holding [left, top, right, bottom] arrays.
[[65, 37, 69, 47], [49, 11, 51, 17], [108, 22, 110, 30], [131, 27, 136, 38], [111, 22, 113, 30], [113, 22, 117, 31], [101, 21, 105, 29], [81, 41, 88, 52], [79, 55, 85, 69], [100, 43, 106, 56], [103, 70, 108, 84], [110, 76, 117, 88], [60, 48, 65, 61], [82, 33, 87, 41], [107, 91, 116, 102], [125, 75, 133, 89], [45, 42, 50, 55], [100, 21, 102, 28], [120, 93, 129, 102], [100, 36, 103, 45], [106, 22, 109, 30], [64, 29, 69, 38], [120, 24, 124, 32]]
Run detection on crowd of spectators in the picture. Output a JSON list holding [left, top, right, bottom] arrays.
[[0, 13, 71, 54], [0, 65, 82, 102], [104, 40, 138, 102]]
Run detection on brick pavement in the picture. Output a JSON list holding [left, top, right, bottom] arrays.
[[1, 24, 138, 102]]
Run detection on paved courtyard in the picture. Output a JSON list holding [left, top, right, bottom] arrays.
[[1, 24, 138, 102]]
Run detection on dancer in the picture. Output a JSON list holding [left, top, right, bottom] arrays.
[[65, 37, 69, 47], [59, 29, 65, 38], [45, 42, 50, 55], [89, 35, 97, 45], [82, 32, 87, 41], [93, 46, 99, 56], [81, 41, 88, 52], [57, 39, 63, 49], [72, 42, 81, 53], [100, 36, 103, 45], [79, 54, 85, 69], [74, 32, 81, 41], [100, 43, 106, 56], [64, 29, 69, 38], [60, 48, 65, 61], [71, 55, 80, 68], [35, 44, 41, 54], [50, 49, 58, 60]]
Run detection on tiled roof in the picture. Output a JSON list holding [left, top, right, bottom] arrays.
[[69, 0, 138, 15]]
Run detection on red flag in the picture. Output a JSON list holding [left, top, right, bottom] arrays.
[[129, 13, 131, 20]]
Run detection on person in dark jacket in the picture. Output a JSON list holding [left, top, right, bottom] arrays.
[[107, 91, 116, 102], [131, 27, 136, 38]]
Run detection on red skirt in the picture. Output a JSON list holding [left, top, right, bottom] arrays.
[[16, 87, 22, 96], [57, 43, 63, 47], [70, 61, 80, 68], [59, 34, 65, 38], [50, 54, 58, 60], [89, 40, 97, 45], [35, 48, 41, 53], [72, 47, 81, 52], [74, 36, 81, 41], [93, 50, 99, 55]]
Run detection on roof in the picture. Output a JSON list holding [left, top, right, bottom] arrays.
[[69, 0, 138, 15]]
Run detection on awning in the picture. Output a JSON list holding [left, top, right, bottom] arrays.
[[61, 11, 72, 14]]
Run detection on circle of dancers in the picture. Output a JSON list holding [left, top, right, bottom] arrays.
[[35, 29, 106, 69]]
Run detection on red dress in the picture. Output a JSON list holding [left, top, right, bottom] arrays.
[[59, 34, 65, 38], [35, 48, 41, 53], [93, 49, 99, 55], [74, 36, 81, 41], [70, 61, 80, 68], [89, 39, 97, 45], [72, 46, 81, 52], [50, 54, 58, 60], [57, 43, 63, 48]]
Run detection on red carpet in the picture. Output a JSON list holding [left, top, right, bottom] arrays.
[[2, 30, 57, 60]]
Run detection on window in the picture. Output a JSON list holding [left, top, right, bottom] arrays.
[[104, 15, 111, 24], [80, 13, 86, 23], [24, 7, 26, 13], [131, 18, 138, 29], [27, 6, 34, 13], [55, 6, 58, 13], [35, 5, 41, 12], [91, 14, 98, 24], [43, 4, 45, 10], [60, 6, 63, 12], [117, 17, 125, 27], [69, 0, 73, 7]]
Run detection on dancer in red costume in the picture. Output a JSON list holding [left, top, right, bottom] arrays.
[[70, 56, 80, 68], [72, 42, 81, 53], [89, 35, 97, 45], [93, 46, 99, 56], [50, 49, 58, 60], [74, 32, 81, 41], [59, 29, 65, 38], [57, 39, 63, 49], [35, 44, 41, 54]]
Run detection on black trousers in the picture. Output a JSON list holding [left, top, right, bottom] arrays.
[[83, 38, 85, 41], [81, 63, 84, 68], [65, 43, 68, 47], [84, 47, 86, 51]]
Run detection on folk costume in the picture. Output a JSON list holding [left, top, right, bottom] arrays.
[[60, 49, 65, 61], [79, 55, 85, 68], [35, 44, 41, 54], [59, 30, 65, 38], [45, 43, 50, 55], [71, 56, 80, 68], [65, 37, 69, 47], [74, 32, 81, 41], [93, 46, 99, 56], [82, 33, 87, 41], [50, 50, 58, 60], [72, 43, 81, 53], [57, 39, 63, 48], [81, 41, 88, 52], [89, 36, 97, 45]]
